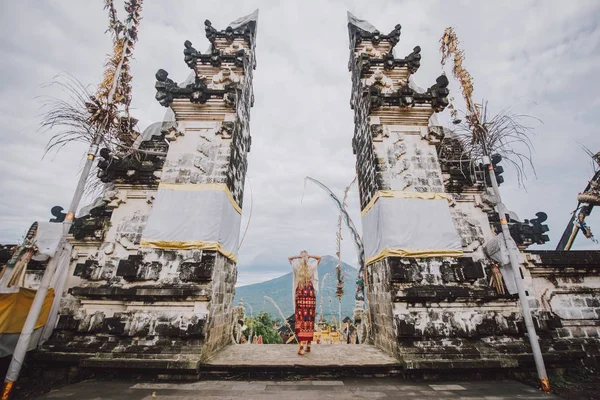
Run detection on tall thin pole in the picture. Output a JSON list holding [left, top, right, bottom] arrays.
[[440, 28, 549, 392], [483, 153, 550, 393]]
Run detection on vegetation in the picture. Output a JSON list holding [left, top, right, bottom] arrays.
[[245, 312, 283, 344]]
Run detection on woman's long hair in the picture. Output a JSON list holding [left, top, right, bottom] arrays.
[[296, 254, 312, 287]]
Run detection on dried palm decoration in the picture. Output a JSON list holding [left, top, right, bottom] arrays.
[[94, 0, 143, 147], [335, 175, 357, 300], [440, 27, 538, 186], [42, 1, 144, 167]]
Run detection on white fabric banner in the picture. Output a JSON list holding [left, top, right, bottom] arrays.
[[141, 187, 241, 258], [31, 222, 63, 262], [362, 196, 463, 260]]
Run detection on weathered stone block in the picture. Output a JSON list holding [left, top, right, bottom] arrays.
[[573, 297, 586, 307], [179, 259, 214, 283], [102, 317, 126, 335], [586, 297, 600, 307], [396, 319, 416, 338], [440, 261, 456, 283], [73, 260, 99, 280], [116, 254, 162, 281], [581, 309, 598, 319], [116, 255, 141, 279], [454, 258, 484, 281], [55, 315, 79, 331]]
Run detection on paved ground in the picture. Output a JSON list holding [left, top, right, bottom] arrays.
[[207, 344, 398, 367], [35, 378, 558, 399]]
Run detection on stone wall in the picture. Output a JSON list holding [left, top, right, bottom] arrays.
[[526, 250, 600, 369]]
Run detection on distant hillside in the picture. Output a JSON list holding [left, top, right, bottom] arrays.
[[234, 255, 358, 322]]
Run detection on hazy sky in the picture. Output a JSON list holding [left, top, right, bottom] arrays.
[[1, 0, 599, 286]]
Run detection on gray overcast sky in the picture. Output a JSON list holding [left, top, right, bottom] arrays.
[[1, 0, 599, 286]]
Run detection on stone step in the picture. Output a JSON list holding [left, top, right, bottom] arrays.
[[80, 357, 199, 372], [197, 363, 404, 379], [401, 357, 519, 370]]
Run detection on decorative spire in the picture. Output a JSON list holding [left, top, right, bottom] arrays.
[[204, 9, 258, 45], [348, 13, 449, 113]]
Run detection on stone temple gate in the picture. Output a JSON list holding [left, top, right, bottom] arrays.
[[16, 11, 600, 378]]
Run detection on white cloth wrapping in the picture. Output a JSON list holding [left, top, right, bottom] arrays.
[[483, 234, 522, 295], [362, 196, 463, 263], [291, 258, 319, 312], [0, 328, 43, 358], [31, 222, 63, 262], [141, 186, 241, 260]]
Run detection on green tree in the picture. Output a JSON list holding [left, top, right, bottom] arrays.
[[246, 312, 282, 344]]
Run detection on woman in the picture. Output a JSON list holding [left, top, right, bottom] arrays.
[[289, 250, 320, 355]]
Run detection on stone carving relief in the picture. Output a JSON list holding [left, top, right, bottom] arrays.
[[358, 44, 385, 58], [194, 136, 225, 178], [222, 42, 243, 55], [216, 121, 234, 139], [164, 125, 184, 142], [103, 189, 127, 209], [364, 68, 395, 94], [371, 124, 388, 142], [209, 67, 242, 90]]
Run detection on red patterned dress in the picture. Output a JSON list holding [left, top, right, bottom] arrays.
[[292, 258, 318, 342], [295, 281, 316, 342]]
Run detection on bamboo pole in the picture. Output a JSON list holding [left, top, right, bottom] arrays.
[[441, 26, 550, 393], [483, 152, 550, 393]]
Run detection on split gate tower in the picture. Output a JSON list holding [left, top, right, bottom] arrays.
[[37, 11, 258, 370], [346, 13, 600, 369]]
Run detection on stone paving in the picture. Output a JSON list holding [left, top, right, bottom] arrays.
[[35, 378, 558, 399], [206, 344, 399, 367], [31, 346, 560, 399]]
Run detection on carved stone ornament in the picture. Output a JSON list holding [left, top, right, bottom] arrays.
[[210, 68, 242, 90], [222, 42, 244, 55], [367, 74, 449, 112], [370, 124, 388, 142], [357, 46, 422, 76], [164, 125, 184, 142], [204, 19, 255, 45], [359, 44, 385, 59], [364, 68, 394, 94], [155, 68, 237, 108], [97, 141, 167, 185], [49, 205, 66, 223], [216, 121, 235, 139]]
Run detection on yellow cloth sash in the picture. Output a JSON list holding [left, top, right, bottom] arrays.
[[366, 248, 464, 265], [139, 240, 237, 262], [361, 190, 452, 216], [0, 288, 55, 334]]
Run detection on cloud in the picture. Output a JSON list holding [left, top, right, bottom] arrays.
[[1, 0, 599, 288]]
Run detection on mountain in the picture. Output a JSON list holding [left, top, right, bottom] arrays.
[[234, 255, 358, 322]]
